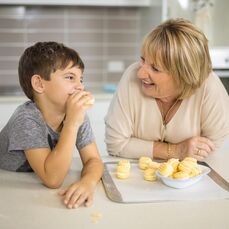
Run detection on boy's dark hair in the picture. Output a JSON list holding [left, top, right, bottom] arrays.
[[18, 41, 84, 101]]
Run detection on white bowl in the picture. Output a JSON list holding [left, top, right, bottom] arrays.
[[155, 164, 211, 189]]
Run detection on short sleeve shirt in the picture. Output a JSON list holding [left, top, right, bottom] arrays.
[[0, 101, 95, 172]]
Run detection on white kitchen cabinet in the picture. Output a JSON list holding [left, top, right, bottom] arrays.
[[0, 0, 153, 7], [0, 95, 112, 156]]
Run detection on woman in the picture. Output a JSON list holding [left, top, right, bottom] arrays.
[[105, 18, 229, 161]]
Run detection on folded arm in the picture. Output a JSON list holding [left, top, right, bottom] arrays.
[[58, 142, 104, 209]]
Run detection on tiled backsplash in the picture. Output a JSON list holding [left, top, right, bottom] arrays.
[[0, 5, 161, 94]]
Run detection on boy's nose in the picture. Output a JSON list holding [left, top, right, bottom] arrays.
[[75, 84, 84, 91]]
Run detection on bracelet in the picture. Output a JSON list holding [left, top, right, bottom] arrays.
[[167, 143, 176, 159], [167, 143, 178, 159], [167, 143, 171, 159]]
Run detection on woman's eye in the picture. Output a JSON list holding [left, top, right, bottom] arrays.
[[80, 77, 83, 83], [140, 56, 145, 64], [151, 66, 159, 72]]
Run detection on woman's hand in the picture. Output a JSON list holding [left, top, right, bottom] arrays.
[[176, 136, 215, 161], [58, 179, 96, 209]]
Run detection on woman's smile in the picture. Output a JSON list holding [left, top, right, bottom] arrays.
[[141, 79, 155, 88]]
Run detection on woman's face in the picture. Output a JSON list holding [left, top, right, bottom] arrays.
[[137, 56, 179, 100]]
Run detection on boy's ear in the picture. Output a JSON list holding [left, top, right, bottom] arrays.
[[31, 74, 45, 93]]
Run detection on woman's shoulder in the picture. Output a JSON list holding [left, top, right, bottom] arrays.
[[117, 62, 142, 96], [204, 71, 228, 96], [121, 62, 140, 81]]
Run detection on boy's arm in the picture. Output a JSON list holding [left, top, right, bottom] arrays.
[[58, 142, 104, 209], [25, 90, 93, 188], [25, 121, 80, 188]]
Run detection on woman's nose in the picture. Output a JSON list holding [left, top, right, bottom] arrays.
[[137, 66, 147, 79]]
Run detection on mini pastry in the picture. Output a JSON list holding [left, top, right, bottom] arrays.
[[189, 166, 202, 177], [148, 161, 160, 170], [178, 161, 192, 173], [138, 156, 152, 170], [173, 171, 190, 179], [116, 165, 130, 173], [181, 158, 197, 169], [144, 168, 157, 181], [183, 157, 197, 164], [116, 165, 130, 179], [167, 158, 179, 172], [86, 97, 95, 105], [158, 162, 174, 177], [117, 160, 131, 170], [116, 160, 131, 179], [116, 171, 130, 179]]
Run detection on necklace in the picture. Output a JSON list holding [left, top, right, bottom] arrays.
[[157, 98, 180, 125]]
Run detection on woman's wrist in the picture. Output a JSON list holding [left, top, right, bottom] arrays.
[[168, 143, 180, 159], [153, 141, 181, 160]]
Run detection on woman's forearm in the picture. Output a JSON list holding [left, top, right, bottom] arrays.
[[153, 141, 180, 160]]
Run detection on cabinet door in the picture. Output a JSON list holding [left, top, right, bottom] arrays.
[[87, 100, 111, 156]]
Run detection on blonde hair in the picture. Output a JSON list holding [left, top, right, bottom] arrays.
[[142, 18, 212, 99]]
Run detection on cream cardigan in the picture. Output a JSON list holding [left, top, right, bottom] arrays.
[[105, 62, 229, 158]]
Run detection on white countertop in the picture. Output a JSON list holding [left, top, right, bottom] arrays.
[[0, 155, 229, 229]]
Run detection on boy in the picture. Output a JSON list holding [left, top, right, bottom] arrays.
[[0, 41, 104, 209]]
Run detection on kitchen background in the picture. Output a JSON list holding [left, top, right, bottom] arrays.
[[0, 0, 229, 94], [0, 0, 228, 155], [0, 0, 162, 95]]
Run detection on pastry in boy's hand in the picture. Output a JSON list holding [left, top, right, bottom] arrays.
[[86, 97, 95, 105]]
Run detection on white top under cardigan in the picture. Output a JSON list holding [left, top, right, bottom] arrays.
[[105, 62, 229, 159]]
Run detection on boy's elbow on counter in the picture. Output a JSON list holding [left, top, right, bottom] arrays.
[[43, 177, 64, 189]]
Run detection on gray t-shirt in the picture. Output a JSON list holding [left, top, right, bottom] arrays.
[[0, 101, 95, 172]]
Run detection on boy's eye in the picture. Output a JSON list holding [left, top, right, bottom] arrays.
[[66, 75, 74, 80], [80, 77, 83, 83]]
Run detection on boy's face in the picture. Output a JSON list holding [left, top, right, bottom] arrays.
[[42, 62, 84, 110]]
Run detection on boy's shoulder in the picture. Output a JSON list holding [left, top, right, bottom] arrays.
[[13, 100, 39, 115], [9, 100, 43, 125]]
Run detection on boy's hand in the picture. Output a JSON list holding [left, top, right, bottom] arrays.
[[64, 90, 94, 128], [58, 179, 96, 209]]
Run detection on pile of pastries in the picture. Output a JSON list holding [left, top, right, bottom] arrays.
[[158, 157, 202, 179], [115, 156, 202, 181]]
